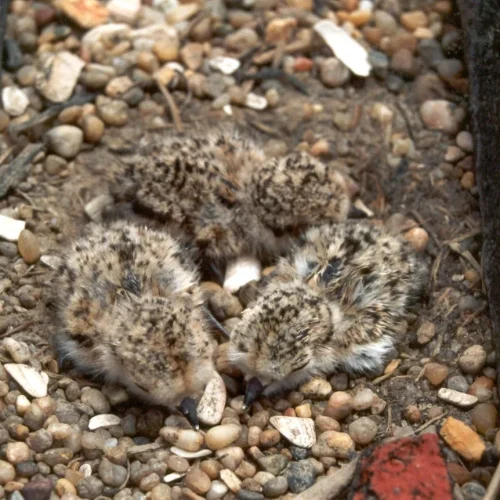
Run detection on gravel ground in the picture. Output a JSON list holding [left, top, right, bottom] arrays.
[[0, 0, 497, 499]]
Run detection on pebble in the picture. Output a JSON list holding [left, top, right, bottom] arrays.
[[57, 0, 108, 28], [323, 431, 355, 458], [458, 345, 487, 374], [403, 228, 429, 252], [96, 96, 129, 126], [391, 49, 418, 78], [45, 154, 67, 175], [416, 321, 436, 344], [27, 429, 53, 452], [419, 100, 466, 135], [418, 39, 445, 67], [77, 476, 104, 498], [81, 115, 105, 144], [46, 125, 83, 159], [374, 10, 398, 35], [299, 378, 332, 400], [17, 229, 41, 264], [257, 455, 289, 475], [424, 363, 449, 385], [319, 58, 350, 87], [285, 461, 316, 493], [185, 468, 212, 495], [2, 86, 29, 117], [444, 145, 465, 163], [220, 468, 242, 493], [225, 28, 259, 52], [461, 482, 486, 500], [438, 388, 477, 408], [352, 389, 375, 411], [81, 388, 110, 413], [456, 131, 474, 152], [471, 403, 497, 435], [209, 290, 243, 320], [88, 414, 121, 430], [153, 39, 179, 62], [206, 424, 241, 450], [262, 476, 288, 497], [325, 391, 353, 420], [6, 442, 30, 464], [3, 338, 30, 363], [401, 10, 428, 31], [266, 18, 297, 43], [270, 416, 316, 448], [0, 461, 15, 485], [404, 405, 421, 423], [206, 480, 228, 500], [160, 427, 204, 452], [447, 375, 469, 393], [348, 417, 378, 444], [37, 51, 85, 103]]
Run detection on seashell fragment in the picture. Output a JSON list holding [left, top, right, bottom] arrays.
[[4, 364, 49, 398], [197, 373, 227, 426], [270, 416, 317, 448], [88, 414, 121, 430]]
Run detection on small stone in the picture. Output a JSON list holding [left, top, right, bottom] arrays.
[[77, 475, 104, 498], [262, 476, 288, 497], [2, 87, 29, 117], [391, 49, 418, 78], [81, 115, 105, 144], [88, 414, 121, 430], [458, 345, 487, 375], [265, 18, 297, 43], [462, 482, 486, 499], [461, 172, 475, 190], [96, 96, 128, 127], [300, 378, 332, 400], [56, 0, 108, 28], [180, 43, 204, 71], [447, 463, 471, 486], [353, 389, 375, 411], [170, 447, 212, 459], [160, 427, 204, 452], [185, 468, 211, 495], [456, 131, 474, 152], [417, 321, 436, 344], [107, 0, 140, 22], [206, 480, 228, 500], [315, 415, 341, 432], [0, 461, 15, 485], [419, 100, 466, 135], [260, 429, 281, 448], [209, 290, 243, 320], [270, 416, 316, 448], [319, 58, 350, 87], [225, 28, 259, 52], [220, 469, 241, 493], [6, 442, 30, 464], [81, 388, 110, 413], [3, 338, 30, 363], [323, 431, 355, 458], [424, 363, 449, 386], [285, 461, 316, 493], [37, 51, 85, 103], [374, 10, 398, 35], [17, 230, 41, 264], [99, 457, 128, 487], [440, 417, 485, 462], [151, 484, 173, 500], [404, 405, 422, 423], [42, 448, 73, 467], [325, 392, 353, 420], [140, 473, 160, 492], [447, 375, 469, 393], [438, 388, 478, 408], [257, 454, 289, 475], [165, 3, 200, 23], [44, 154, 67, 175], [471, 403, 497, 435], [403, 227, 429, 253], [209, 57, 240, 76], [153, 39, 179, 62], [26, 429, 53, 452], [401, 11, 428, 31], [205, 424, 241, 450], [46, 125, 83, 159], [84, 195, 114, 223], [348, 417, 377, 444]]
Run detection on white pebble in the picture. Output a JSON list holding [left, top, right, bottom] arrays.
[[223, 256, 261, 294], [170, 446, 212, 459], [88, 414, 121, 430], [4, 363, 48, 398], [197, 373, 227, 426], [209, 56, 241, 75], [270, 416, 316, 448], [0, 215, 26, 242], [2, 86, 29, 117], [438, 388, 478, 408]]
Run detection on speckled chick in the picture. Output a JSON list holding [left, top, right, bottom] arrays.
[[51, 222, 216, 422], [228, 222, 427, 406], [117, 129, 351, 282]]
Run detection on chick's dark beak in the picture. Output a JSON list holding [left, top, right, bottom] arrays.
[[179, 397, 199, 430], [242, 377, 264, 411], [348, 205, 368, 219]]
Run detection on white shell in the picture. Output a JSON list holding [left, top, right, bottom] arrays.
[[223, 104, 233, 116], [79, 463, 92, 478], [270, 416, 317, 448], [197, 373, 227, 426], [164, 472, 185, 483], [127, 443, 162, 455], [40, 255, 63, 270], [313, 20, 371, 77], [245, 93, 268, 111], [4, 363, 49, 398], [170, 446, 212, 459], [209, 56, 241, 75], [438, 388, 478, 409], [88, 414, 121, 430], [223, 256, 261, 294], [0, 215, 26, 242]]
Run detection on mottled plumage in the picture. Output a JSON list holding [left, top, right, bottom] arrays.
[[228, 222, 427, 402], [117, 129, 350, 275], [51, 222, 216, 412]]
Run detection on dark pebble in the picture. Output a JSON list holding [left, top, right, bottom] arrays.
[[16, 461, 39, 478], [386, 74, 404, 93], [461, 482, 486, 500], [369, 50, 389, 79], [0, 242, 18, 258], [257, 455, 289, 476], [285, 461, 316, 493], [123, 87, 145, 107], [418, 39, 445, 68], [237, 490, 265, 500], [21, 477, 53, 500], [3, 39, 23, 71], [441, 30, 462, 57], [77, 476, 104, 499], [290, 446, 310, 461]]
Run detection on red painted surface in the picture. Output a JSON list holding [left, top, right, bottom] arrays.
[[350, 434, 453, 500]]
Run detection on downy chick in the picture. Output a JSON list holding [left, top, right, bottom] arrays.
[[51, 221, 216, 428], [228, 221, 428, 408], [116, 128, 351, 292]]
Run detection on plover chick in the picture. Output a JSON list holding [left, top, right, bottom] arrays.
[[227, 221, 428, 408], [50, 221, 216, 428], [115, 128, 351, 293]]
